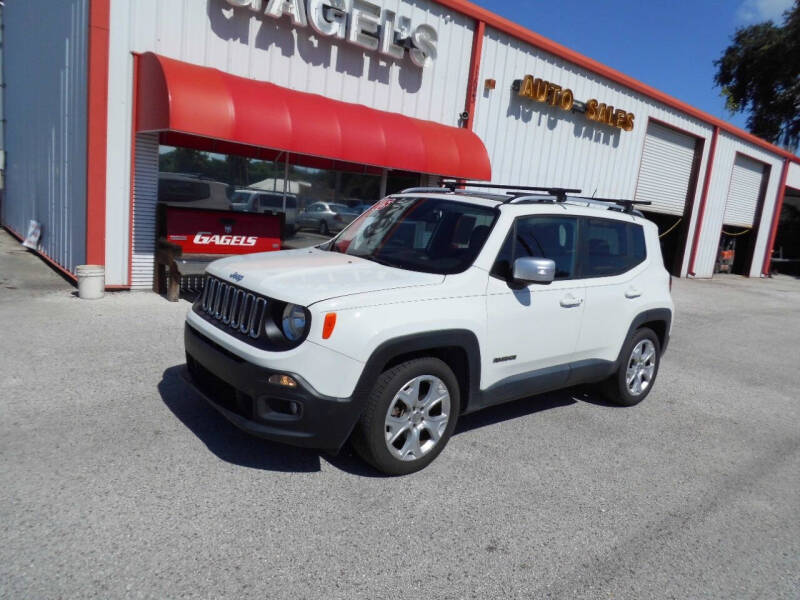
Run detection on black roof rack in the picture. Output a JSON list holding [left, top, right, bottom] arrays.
[[571, 196, 652, 214], [400, 181, 650, 214], [437, 179, 582, 203]]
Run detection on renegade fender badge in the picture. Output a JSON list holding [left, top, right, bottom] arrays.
[[493, 355, 517, 364]]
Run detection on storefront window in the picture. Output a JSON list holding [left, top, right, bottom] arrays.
[[158, 146, 422, 236]]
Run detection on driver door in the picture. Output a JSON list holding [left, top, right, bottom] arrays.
[[484, 215, 585, 393]]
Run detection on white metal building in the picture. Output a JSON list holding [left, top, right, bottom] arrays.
[[2, 0, 799, 288]]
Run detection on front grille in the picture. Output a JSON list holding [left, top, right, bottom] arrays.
[[199, 276, 268, 339]]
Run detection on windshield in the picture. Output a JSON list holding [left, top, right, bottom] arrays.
[[230, 192, 252, 204], [327, 197, 497, 274]]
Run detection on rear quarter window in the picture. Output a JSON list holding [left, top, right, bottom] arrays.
[[581, 218, 646, 278]]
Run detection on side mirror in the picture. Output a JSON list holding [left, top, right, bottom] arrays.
[[513, 257, 555, 284]]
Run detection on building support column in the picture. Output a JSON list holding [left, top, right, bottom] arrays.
[[379, 169, 388, 198], [86, 0, 110, 266], [462, 20, 485, 132], [761, 158, 790, 276], [688, 125, 719, 276]]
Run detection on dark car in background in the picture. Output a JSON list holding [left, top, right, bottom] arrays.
[[158, 173, 230, 212]]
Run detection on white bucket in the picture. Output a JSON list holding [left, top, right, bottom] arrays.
[[76, 265, 105, 300]]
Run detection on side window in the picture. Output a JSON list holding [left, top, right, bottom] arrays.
[[260, 195, 282, 210], [491, 216, 578, 280], [581, 218, 646, 278]]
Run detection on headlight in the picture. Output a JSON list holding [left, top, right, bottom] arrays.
[[281, 304, 307, 341]]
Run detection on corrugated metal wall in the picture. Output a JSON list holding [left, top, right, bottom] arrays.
[[3, 0, 89, 272], [474, 28, 714, 196], [473, 26, 795, 278], [105, 0, 476, 285], [0, 4, 5, 190], [473, 27, 715, 276], [692, 132, 783, 278], [101, 2, 793, 283], [131, 133, 159, 289]]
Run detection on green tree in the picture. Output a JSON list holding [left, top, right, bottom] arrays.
[[159, 147, 210, 175], [714, 0, 800, 149]]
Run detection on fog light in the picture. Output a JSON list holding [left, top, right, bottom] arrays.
[[268, 374, 298, 388]]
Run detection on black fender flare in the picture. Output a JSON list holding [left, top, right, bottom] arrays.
[[350, 329, 482, 413], [617, 308, 673, 365]]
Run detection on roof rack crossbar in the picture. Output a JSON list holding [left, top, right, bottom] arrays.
[[571, 196, 652, 214], [398, 182, 649, 213], [398, 187, 449, 194], [438, 178, 581, 195]]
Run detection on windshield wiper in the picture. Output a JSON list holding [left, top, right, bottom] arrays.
[[362, 255, 397, 268]]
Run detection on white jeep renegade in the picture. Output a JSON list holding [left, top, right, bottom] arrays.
[[184, 183, 674, 475]]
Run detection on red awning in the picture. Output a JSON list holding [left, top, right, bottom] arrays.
[[136, 53, 491, 180]]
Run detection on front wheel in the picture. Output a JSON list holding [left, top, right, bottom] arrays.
[[352, 357, 459, 476], [319, 220, 329, 236], [602, 327, 661, 406]]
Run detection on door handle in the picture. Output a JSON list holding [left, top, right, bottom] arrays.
[[625, 287, 642, 299], [560, 294, 583, 308]]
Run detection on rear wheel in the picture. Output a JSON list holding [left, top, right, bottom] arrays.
[[602, 327, 661, 406], [352, 357, 459, 476], [319, 220, 329, 236]]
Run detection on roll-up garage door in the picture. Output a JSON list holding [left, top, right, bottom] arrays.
[[723, 154, 765, 227], [634, 122, 698, 216]]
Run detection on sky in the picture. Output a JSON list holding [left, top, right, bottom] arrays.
[[470, 0, 795, 132]]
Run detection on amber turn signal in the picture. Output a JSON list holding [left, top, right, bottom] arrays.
[[322, 313, 337, 339], [268, 374, 298, 388]]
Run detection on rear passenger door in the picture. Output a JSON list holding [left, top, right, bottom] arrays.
[[573, 217, 648, 364]]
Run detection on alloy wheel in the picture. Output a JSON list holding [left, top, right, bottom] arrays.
[[384, 375, 451, 462], [626, 339, 656, 396]]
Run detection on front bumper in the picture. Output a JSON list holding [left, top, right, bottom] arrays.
[[184, 323, 363, 451]]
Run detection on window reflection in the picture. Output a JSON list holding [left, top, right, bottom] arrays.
[[158, 145, 422, 238]]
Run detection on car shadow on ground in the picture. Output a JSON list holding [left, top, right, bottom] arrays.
[[158, 365, 614, 476]]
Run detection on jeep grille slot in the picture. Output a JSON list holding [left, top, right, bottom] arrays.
[[199, 276, 267, 339]]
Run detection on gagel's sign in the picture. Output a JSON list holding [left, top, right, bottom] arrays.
[[193, 233, 258, 247], [163, 206, 282, 256], [225, 0, 438, 68]]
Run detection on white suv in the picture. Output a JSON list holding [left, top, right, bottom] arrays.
[[184, 184, 674, 475]]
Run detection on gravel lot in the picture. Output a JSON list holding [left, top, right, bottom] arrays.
[[1, 228, 798, 599]]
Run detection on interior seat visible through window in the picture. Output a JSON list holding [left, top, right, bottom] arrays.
[[581, 218, 647, 278], [491, 216, 578, 280]]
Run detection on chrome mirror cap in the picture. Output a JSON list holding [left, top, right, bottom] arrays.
[[513, 257, 556, 284]]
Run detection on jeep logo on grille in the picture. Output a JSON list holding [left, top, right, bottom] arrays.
[[229, 272, 245, 282]]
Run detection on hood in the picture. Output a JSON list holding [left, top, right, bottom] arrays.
[[206, 248, 444, 307]]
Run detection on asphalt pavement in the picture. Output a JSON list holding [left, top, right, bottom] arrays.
[[1, 228, 798, 599]]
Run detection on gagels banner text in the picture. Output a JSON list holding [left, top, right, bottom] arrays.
[[225, 0, 438, 68]]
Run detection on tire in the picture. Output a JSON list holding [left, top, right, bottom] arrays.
[[319, 220, 329, 236], [352, 357, 460, 476], [601, 327, 661, 406]]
